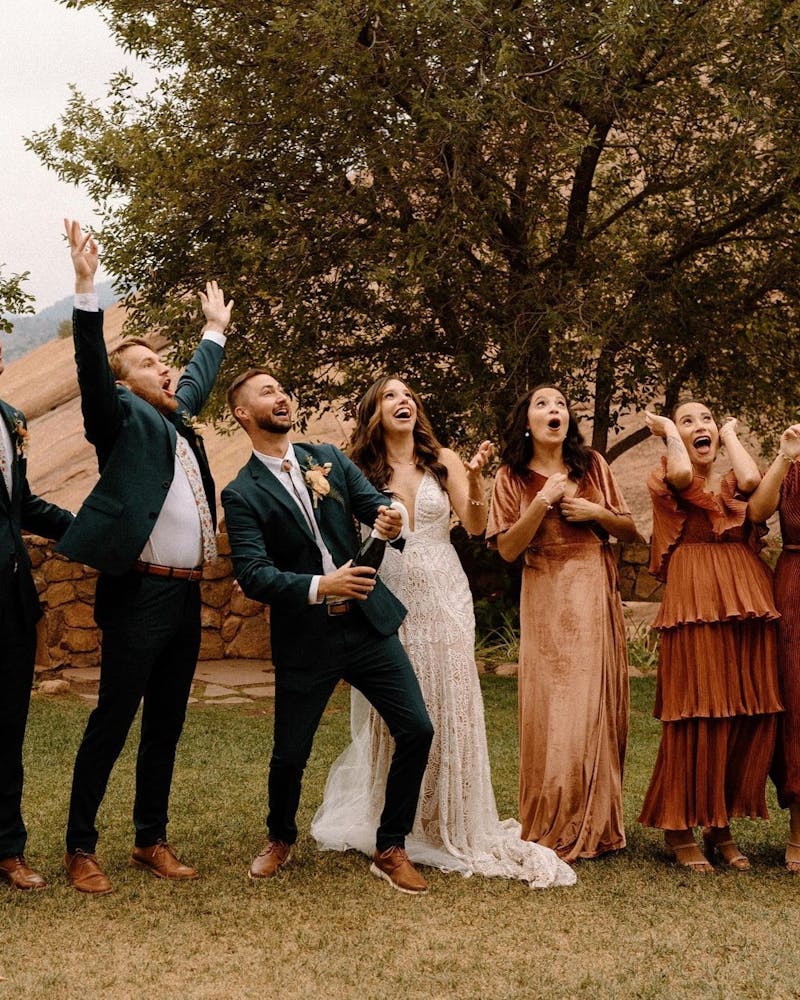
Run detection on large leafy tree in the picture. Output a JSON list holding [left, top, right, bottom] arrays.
[[0, 270, 34, 335], [32, 0, 800, 454]]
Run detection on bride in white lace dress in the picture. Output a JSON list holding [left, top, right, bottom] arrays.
[[311, 378, 575, 888]]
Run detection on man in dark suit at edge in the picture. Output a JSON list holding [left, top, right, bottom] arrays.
[[0, 341, 73, 890], [58, 219, 233, 894], [222, 369, 434, 894]]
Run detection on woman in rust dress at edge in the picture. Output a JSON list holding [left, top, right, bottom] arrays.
[[741, 420, 800, 871], [486, 384, 638, 863], [639, 401, 783, 871]]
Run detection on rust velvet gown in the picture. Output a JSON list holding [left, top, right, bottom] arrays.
[[638, 460, 782, 830], [487, 451, 630, 862], [772, 462, 800, 808]]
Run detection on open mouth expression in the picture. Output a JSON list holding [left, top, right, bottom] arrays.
[[674, 402, 718, 462], [528, 388, 569, 445], [380, 379, 417, 431]]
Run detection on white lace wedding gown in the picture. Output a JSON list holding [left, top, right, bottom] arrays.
[[311, 472, 576, 887]]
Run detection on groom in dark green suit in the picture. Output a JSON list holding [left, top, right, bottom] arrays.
[[0, 344, 73, 890], [223, 370, 434, 893], [57, 220, 233, 894]]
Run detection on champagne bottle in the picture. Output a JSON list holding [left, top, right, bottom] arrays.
[[352, 528, 387, 571]]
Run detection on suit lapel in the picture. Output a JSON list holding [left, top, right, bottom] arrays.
[[292, 444, 323, 525], [0, 401, 17, 509], [247, 454, 317, 541]]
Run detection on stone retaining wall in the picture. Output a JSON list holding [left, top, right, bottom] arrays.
[[28, 528, 270, 671], [28, 532, 661, 671]]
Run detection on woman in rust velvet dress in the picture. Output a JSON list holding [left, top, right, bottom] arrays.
[[487, 384, 638, 863], [639, 402, 783, 871], [745, 422, 800, 871]]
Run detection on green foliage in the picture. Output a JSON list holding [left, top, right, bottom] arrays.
[[474, 606, 521, 667], [0, 268, 34, 335], [33, 1, 800, 453], [57, 318, 72, 340], [626, 617, 660, 675]]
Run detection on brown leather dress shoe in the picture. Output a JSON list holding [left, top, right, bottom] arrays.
[[65, 850, 113, 895], [131, 841, 199, 880], [0, 855, 47, 890], [370, 846, 428, 894], [249, 839, 291, 879]]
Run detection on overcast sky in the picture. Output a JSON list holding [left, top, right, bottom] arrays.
[[1, 0, 154, 310]]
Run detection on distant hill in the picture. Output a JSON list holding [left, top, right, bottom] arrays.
[[2, 282, 117, 362]]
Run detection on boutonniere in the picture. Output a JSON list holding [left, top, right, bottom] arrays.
[[14, 419, 28, 459], [181, 412, 202, 434], [303, 458, 342, 508]]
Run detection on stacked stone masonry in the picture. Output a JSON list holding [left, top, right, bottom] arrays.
[[27, 526, 271, 672], [27, 534, 661, 672]]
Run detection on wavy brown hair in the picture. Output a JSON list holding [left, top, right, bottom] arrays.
[[349, 376, 448, 492], [500, 384, 592, 480]]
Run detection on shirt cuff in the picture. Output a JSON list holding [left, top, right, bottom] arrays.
[[74, 293, 99, 312], [202, 330, 227, 347], [308, 575, 322, 604]]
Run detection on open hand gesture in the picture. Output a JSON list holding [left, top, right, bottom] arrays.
[[198, 280, 234, 334], [64, 218, 98, 292], [465, 441, 493, 479]]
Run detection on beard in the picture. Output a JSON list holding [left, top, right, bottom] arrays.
[[133, 384, 179, 415], [255, 413, 292, 434]]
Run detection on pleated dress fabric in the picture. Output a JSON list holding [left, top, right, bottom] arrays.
[[772, 462, 800, 808], [487, 451, 630, 862], [638, 460, 782, 830]]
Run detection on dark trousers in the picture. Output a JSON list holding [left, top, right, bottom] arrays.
[[268, 612, 433, 852], [0, 583, 37, 859], [66, 572, 200, 853]]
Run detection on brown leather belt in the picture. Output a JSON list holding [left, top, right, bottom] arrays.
[[326, 600, 353, 616], [134, 560, 203, 582]]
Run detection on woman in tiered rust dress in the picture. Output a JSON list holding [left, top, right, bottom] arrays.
[[744, 422, 800, 870], [639, 402, 783, 871], [487, 384, 638, 862]]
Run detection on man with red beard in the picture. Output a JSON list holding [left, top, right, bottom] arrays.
[[57, 220, 232, 894]]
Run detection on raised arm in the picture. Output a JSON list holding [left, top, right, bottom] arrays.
[[441, 441, 493, 536], [746, 425, 800, 522], [645, 411, 693, 490], [174, 281, 234, 416], [718, 418, 761, 493]]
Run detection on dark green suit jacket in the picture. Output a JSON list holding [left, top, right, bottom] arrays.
[[222, 443, 407, 667], [57, 308, 222, 575], [0, 399, 73, 626]]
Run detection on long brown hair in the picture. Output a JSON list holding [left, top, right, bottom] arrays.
[[349, 376, 448, 491]]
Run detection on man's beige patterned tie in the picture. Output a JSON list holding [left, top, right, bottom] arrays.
[[0, 431, 11, 497], [175, 433, 217, 561]]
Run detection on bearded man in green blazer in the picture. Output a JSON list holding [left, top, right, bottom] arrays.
[[223, 370, 434, 894], [57, 220, 233, 894], [0, 345, 73, 891]]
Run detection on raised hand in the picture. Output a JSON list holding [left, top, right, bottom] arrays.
[[780, 424, 800, 461], [198, 280, 234, 334], [63, 218, 98, 292], [718, 417, 738, 442], [464, 440, 493, 479], [644, 411, 675, 439]]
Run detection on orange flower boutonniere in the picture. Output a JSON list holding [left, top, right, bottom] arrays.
[[303, 460, 342, 508], [14, 419, 28, 459]]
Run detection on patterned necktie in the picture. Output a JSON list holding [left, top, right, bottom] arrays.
[[281, 458, 316, 533], [0, 431, 11, 497], [175, 434, 217, 561]]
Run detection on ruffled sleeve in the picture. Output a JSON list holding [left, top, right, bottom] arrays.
[[648, 457, 688, 581], [585, 451, 632, 516], [486, 465, 525, 548]]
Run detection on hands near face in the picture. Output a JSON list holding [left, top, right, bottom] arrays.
[[644, 411, 676, 439], [199, 280, 234, 335], [779, 424, 800, 461], [64, 218, 98, 293], [465, 440, 493, 479]]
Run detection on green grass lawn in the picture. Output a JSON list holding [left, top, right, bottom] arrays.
[[3, 677, 800, 1000]]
